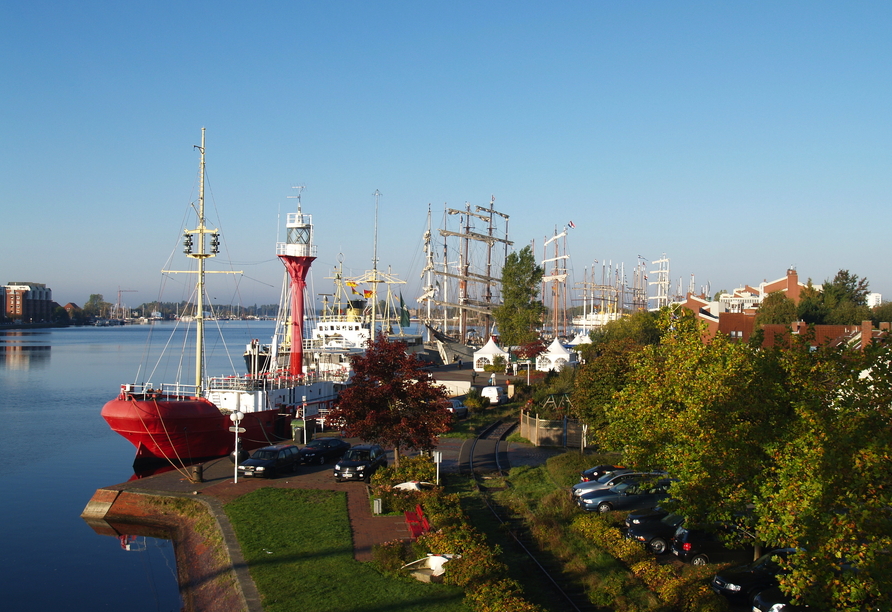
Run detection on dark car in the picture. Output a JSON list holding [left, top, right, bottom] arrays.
[[625, 506, 670, 529], [297, 437, 350, 465], [751, 585, 809, 612], [627, 512, 685, 554], [333, 444, 387, 482], [580, 464, 625, 483], [237, 443, 299, 478], [710, 548, 795, 603], [670, 523, 755, 566], [578, 479, 673, 513]]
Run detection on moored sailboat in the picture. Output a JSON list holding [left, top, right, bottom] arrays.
[[101, 131, 345, 468]]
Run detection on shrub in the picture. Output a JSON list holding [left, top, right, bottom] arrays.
[[464, 388, 489, 412], [570, 513, 729, 612], [465, 578, 545, 612], [371, 539, 411, 576]]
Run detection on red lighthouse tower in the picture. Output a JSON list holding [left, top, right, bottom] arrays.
[[276, 192, 316, 376]]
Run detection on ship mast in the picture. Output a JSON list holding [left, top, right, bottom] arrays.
[[436, 199, 512, 342], [164, 128, 241, 396]]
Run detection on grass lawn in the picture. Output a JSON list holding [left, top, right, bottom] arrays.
[[225, 488, 468, 612]]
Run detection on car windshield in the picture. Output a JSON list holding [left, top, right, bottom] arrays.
[[305, 440, 325, 448], [596, 472, 620, 484], [661, 513, 684, 526], [344, 449, 370, 461], [252, 450, 276, 460]]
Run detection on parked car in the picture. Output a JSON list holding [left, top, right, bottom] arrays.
[[750, 585, 809, 612], [480, 385, 507, 405], [627, 512, 686, 554], [670, 523, 755, 566], [237, 443, 299, 478], [446, 399, 468, 418], [580, 464, 625, 482], [625, 506, 670, 529], [710, 548, 795, 603], [571, 470, 663, 498], [296, 437, 351, 465], [333, 444, 387, 482], [577, 479, 673, 513]]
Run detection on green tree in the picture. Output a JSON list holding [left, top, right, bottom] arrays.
[[329, 333, 452, 467], [756, 344, 892, 610], [83, 293, 111, 317], [753, 291, 797, 328], [870, 301, 892, 327], [797, 271, 872, 325], [492, 246, 545, 347], [587, 308, 661, 348], [797, 281, 829, 324], [51, 306, 70, 325], [600, 309, 794, 524], [570, 337, 641, 434]]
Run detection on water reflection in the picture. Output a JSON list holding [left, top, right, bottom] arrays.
[[0, 343, 51, 369]]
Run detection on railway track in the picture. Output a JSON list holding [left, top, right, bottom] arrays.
[[459, 421, 598, 612]]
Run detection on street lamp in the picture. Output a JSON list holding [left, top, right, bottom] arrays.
[[230, 410, 244, 483]]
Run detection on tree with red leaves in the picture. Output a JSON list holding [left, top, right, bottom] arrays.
[[329, 333, 452, 467]]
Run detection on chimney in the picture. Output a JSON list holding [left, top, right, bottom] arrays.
[[786, 268, 801, 304], [861, 320, 873, 351]]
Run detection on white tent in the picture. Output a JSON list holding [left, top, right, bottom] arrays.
[[568, 332, 591, 346], [536, 338, 578, 372], [473, 337, 509, 372]]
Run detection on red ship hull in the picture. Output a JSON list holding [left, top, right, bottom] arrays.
[[101, 390, 294, 467]]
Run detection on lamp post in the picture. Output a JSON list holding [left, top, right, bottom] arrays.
[[230, 410, 244, 483], [302, 396, 307, 445]]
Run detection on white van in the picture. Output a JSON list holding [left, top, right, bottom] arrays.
[[480, 386, 507, 405]]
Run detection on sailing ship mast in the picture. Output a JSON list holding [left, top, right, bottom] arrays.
[[163, 128, 241, 396], [433, 197, 512, 342]]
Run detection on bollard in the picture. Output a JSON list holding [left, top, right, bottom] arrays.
[[191, 463, 204, 483]]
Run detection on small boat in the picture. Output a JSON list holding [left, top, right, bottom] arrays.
[[101, 131, 346, 468]]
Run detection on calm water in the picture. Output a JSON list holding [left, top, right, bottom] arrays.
[[0, 321, 275, 611]]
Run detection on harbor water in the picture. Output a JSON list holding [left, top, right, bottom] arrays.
[[0, 321, 276, 610]]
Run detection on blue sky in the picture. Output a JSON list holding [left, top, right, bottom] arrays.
[[3, 2, 891, 311]]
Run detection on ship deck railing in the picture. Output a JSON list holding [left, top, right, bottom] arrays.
[[206, 370, 349, 392]]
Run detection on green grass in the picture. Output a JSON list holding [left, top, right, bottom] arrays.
[[225, 488, 467, 612], [487, 453, 667, 611]]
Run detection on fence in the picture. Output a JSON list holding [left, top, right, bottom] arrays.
[[519, 411, 585, 448]]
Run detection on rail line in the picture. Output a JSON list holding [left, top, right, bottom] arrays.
[[459, 421, 596, 612]]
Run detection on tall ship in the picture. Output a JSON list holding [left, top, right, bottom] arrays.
[[418, 197, 512, 362], [101, 131, 347, 468]]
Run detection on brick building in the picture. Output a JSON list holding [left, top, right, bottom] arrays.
[[679, 269, 887, 350], [3, 282, 54, 323]]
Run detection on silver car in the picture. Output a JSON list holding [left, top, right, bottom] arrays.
[[571, 469, 659, 498]]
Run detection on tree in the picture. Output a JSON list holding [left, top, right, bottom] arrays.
[[83, 294, 111, 318], [797, 271, 871, 325], [51, 306, 70, 325], [756, 344, 892, 610], [587, 308, 661, 348], [753, 291, 797, 328], [599, 309, 795, 525], [329, 333, 452, 467], [493, 246, 545, 347], [570, 337, 641, 434], [870, 301, 892, 327]]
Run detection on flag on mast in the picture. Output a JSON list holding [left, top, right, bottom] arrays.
[[399, 293, 411, 328]]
